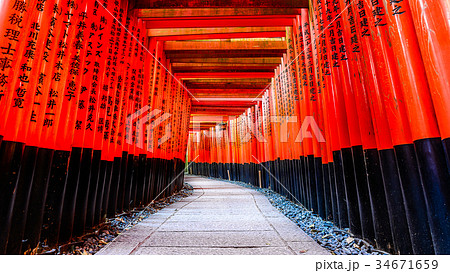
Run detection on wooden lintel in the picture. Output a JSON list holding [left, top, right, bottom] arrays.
[[171, 57, 281, 64], [133, 0, 309, 9], [145, 18, 293, 29], [165, 40, 286, 51], [137, 8, 303, 18], [152, 31, 285, 41], [183, 78, 271, 83], [147, 27, 285, 37]]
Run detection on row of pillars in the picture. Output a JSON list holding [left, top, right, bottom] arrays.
[[0, 0, 191, 254], [188, 0, 450, 255]]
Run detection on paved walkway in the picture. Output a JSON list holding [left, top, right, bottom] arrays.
[[97, 176, 330, 255]]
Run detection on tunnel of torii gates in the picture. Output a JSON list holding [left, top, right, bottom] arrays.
[[0, 0, 449, 256]]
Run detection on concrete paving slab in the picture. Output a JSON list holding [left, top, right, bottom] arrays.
[[173, 209, 262, 215], [141, 230, 285, 247], [113, 232, 150, 243], [288, 242, 332, 255], [267, 216, 305, 228], [97, 176, 329, 255], [157, 220, 272, 232], [274, 228, 316, 243], [132, 246, 294, 255], [97, 241, 140, 255], [178, 203, 256, 209], [165, 214, 267, 222]]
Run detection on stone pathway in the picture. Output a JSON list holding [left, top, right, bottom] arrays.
[[97, 176, 330, 255]]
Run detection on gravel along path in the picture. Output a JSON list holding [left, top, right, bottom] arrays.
[[219, 178, 388, 255], [33, 183, 193, 255]]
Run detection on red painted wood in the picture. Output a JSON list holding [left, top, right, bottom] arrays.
[[409, 0, 450, 140], [134, 0, 308, 9], [154, 31, 285, 41], [137, 8, 303, 18], [176, 72, 274, 79], [145, 18, 294, 28]]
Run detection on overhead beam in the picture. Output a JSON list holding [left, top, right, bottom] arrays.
[[172, 64, 277, 72], [191, 107, 249, 110], [174, 68, 275, 73], [133, 0, 309, 8], [166, 50, 285, 58], [190, 111, 246, 116], [137, 8, 303, 18], [186, 83, 269, 89], [153, 31, 285, 41], [171, 57, 281, 64], [145, 18, 293, 28], [192, 95, 262, 100], [191, 105, 250, 109], [172, 63, 277, 67], [189, 126, 220, 130], [189, 126, 221, 131], [143, 15, 296, 21], [191, 116, 230, 122], [192, 105, 257, 110], [183, 78, 271, 83], [190, 89, 262, 92], [190, 89, 263, 97], [174, 67, 276, 71], [191, 88, 263, 93], [191, 114, 232, 120], [178, 72, 273, 79], [173, 64, 277, 72], [189, 122, 221, 125], [189, 122, 222, 126], [147, 27, 286, 37], [192, 101, 257, 105], [193, 98, 262, 102], [165, 40, 286, 51]]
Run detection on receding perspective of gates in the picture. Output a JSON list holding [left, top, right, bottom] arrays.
[[0, 0, 450, 255]]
